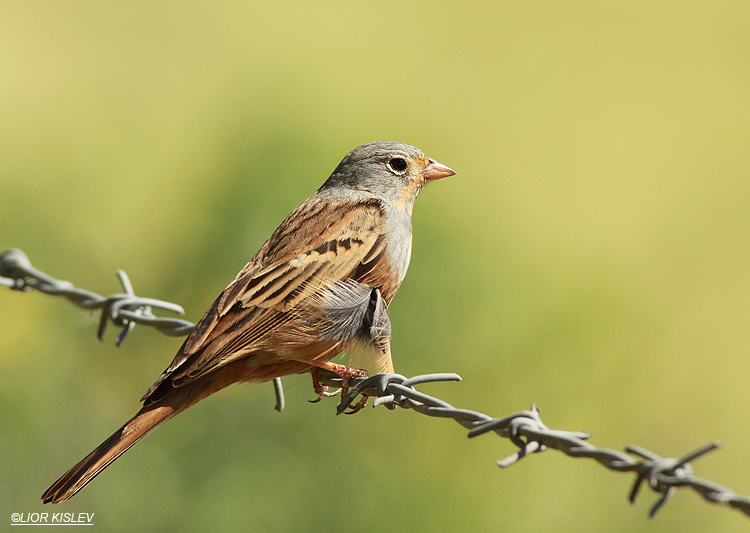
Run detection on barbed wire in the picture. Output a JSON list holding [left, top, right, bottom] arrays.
[[0, 248, 194, 344], [0, 248, 287, 412], [3, 248, 749, 519], [324, 371, 750, 519]]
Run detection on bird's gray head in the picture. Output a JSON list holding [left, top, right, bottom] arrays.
[[320, 141, 455, 212]]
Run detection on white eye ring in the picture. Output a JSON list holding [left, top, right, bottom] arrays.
[[388, 157, 408, 174]]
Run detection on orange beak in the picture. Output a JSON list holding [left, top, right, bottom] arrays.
[[422, 158, 456, 181]]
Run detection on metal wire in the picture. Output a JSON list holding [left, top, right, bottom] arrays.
[[3, 248, 749, 519], [0, 248, 286, 411], [0, 248, 194, 343], [319, 371, 750, 518]]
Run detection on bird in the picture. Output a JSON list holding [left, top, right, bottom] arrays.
[[41, 141, 455, 504]]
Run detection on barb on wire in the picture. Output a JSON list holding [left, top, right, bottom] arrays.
[[0, 248, 287, 411], [0, 248, 194, 342], [4, 248, 750, 519], [316, 370, 750, 520]]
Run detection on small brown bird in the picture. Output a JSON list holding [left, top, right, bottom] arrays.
[[42, 141, 455, 503]]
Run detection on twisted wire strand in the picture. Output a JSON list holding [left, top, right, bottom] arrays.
[[0, 248, 287, 412], [3, 248, 750, 519], [0, 248, 194, 343], [317, 369, 750, 519]]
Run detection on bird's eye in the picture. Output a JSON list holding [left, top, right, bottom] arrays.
[[388, 157, 408, 173]]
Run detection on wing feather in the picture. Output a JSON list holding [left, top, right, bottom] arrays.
[[142, 196, 391, 403]]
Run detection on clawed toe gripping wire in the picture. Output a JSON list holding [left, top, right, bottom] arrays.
[[3, 248, 750, 519]]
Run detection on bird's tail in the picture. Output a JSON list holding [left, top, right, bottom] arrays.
[[41, 403, 179, 504], [42, 359, 248, 504]]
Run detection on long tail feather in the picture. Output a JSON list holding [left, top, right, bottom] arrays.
[[42, 403, 179, 504]]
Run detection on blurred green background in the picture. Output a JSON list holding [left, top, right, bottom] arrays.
[[2, 1, 750, 531]]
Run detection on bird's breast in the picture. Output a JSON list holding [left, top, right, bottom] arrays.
[[382, 205, 414, 285]]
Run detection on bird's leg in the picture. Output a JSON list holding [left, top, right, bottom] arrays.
[[308, 367, 341, 403]]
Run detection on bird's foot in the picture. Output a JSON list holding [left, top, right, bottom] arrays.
[[309, 367, 341, 402], [342, 395, 369, 415], [309, 364, 369, 409]]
